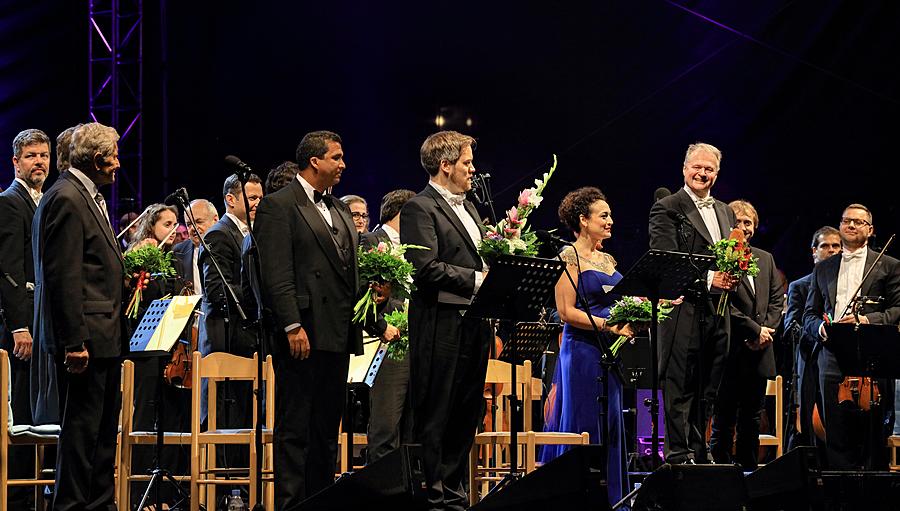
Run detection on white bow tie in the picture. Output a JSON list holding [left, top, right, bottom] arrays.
[[842, 250, 865, 262], [446, 194, 466, 207], [695, 197, 715, 209]]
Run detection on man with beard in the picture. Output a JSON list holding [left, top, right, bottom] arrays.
[[803, 204, 900, 469], [401, 131, 492, 509], [785, 226, 841, 449], [0, 128, 51, 508], [709, 200, 785, 469], [648, 142, 737, 464]]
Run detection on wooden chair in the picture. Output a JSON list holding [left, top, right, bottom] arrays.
[[190, 351, 274, 511], [759, 375, 784, 459], [1, 349, 59, 511], [888, 435, 900, 471], [468, 359, 589, 505], [118, 358, 192, 508]]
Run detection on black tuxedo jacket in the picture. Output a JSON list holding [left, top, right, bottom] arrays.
[[0, 180, 38, 333], [400, 185, 485, 407], [198, 214, 256, 355], [802, 247, 900, 344], [172, 238, 196, 290], [254, 178, 363, 355], [361, 228, 405, 336], [32, 171, 127, 358], [648, 187, 736, 376], [728, 247, 785, 378], [785, 273, 816, 357]]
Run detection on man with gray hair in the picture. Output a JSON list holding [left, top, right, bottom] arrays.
[[649, 142, 737, 464], [0, 128, 51, 508], [172, 198, 219, 296], [33, 122, 126, 510]]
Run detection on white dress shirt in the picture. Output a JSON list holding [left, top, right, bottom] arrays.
[[67, 168, 112, 227], [192, 245, 203, 295], [381, 223, 401, 247], [428, 181, 486, 304], [14, 177, 42, 206], [835, 246, 867, 320], [224, 212, 250, 238], [684, 185, 723, 289], [296, 174, 333, 227]]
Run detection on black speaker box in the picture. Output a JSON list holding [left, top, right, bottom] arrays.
[[632, 463, 748, 511], [470, 445, 610, 511], [292, 444, 427, 511], [746, 446, 825, 510]]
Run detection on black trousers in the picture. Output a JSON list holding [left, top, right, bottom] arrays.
[[53, 356, 121, 511], [710, 347, 767, 469], [661, 300, 729, 464], [367, 355, 411, 464], [273, 350, 348, 510], [788, 343, 820, 450], [412, 307, 491, 511]]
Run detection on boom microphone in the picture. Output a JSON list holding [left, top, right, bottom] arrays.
[[654, 187, 672, 203], [535, 229, 570, 247], [224, 155, 253, 173], [163, 187, 188, 207]]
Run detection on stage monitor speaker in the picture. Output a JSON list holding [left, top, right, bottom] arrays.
[[631, 463, 747, 511], [470, 445, 610, 511], [292, 444, 427, 511], [746, 446, 825, 510]]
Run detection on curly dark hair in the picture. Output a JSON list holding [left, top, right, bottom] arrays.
[[558, 187, 606, 234]]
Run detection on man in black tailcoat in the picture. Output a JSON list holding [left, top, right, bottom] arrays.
[[803, 203, 900, 469], [401, 131, 492, 510], [0, 128, 50, 508], [709, 200, 785, 469], [255, 130, 369, 508], [33, 122, 126, 511], [648, 142, 737, 464], [784, 226, 841, 450]]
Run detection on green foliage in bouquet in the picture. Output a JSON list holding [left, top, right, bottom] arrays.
[[383, 308, 409, 361]]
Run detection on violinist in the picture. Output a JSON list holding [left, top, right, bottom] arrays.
[[803, 203, 900, 469]]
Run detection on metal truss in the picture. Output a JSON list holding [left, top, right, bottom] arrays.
[[89, 0, 143, 222]]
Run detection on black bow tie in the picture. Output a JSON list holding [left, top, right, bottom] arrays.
[[313, 190, 325, 204]]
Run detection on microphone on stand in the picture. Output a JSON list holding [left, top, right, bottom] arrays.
[[653, 187, 672, 203], [224, 155, 254, 181], [163, 187, 189, 207], [535, 229, 570, 248]]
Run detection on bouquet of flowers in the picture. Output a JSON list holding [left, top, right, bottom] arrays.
[[124, 245, 177, 319], [477, 155, 558, 262], [606, 296, 675, 356], [352, 242, 427, 325], [709, 228, 760, 316], [382, 307, 409, 361]]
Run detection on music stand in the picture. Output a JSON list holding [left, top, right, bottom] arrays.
[[341, 338, 388, 474], [129, 297, 199, 511], [611, 249, 714, 469], [824, 324, 900, 378], [469, 255, 564, 488]]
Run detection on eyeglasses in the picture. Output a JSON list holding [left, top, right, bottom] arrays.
[[840, 218, 871, 227], [351, 212, 369, 220]]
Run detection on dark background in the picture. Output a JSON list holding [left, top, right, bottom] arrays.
[[3, 0, 899, 283]]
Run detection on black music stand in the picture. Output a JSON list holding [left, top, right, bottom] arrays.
[[129, 298, 197, 511], [611, 249, 714, 470], [469, 255, 564, 489]]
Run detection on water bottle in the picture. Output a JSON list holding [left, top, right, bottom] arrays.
[[225, 489, 247, 511]]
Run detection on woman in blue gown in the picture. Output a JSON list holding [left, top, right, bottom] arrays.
[[540, 187, 637, 506]]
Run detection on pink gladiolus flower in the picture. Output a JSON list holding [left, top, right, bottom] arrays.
[[376, 241, 388, 252], [518, 189, 532, 207], [506, 207, 521, 226]]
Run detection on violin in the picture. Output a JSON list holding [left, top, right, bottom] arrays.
[[164, 283, 200, 388], [809, 376, 880, 441]]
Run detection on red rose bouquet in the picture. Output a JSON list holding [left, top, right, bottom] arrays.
[[709, 228, 760, 316]]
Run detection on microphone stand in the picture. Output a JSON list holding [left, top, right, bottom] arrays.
[[177, 189, 254, 507], [471, 173, 498, 225], [235, 169, 269, 511], [547, 237, 624, 497]]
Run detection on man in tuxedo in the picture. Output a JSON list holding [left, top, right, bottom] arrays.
[[803, 204, 900, 469], [172, 199, 219, 297], [33, 122, 126, 511], [0, 128, 50, 508], [401, 131, 492, 509], [255, 130, 365, 507], [362, 189, 414, 464], [785, 226, 841, 449], [709, 200, 785, 469], [648, 142, 737, 464]]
